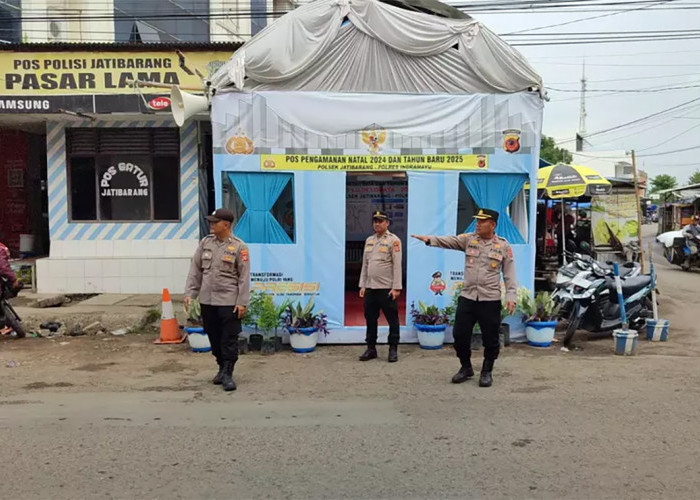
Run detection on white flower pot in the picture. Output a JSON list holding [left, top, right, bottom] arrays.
[[414, 324, 447, 350], [288, 327, 319, 353], [184, 327, 211, 353], [525, 321, 557, 347]]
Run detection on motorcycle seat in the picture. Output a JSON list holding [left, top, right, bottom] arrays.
[[620, 275, 651, 295]]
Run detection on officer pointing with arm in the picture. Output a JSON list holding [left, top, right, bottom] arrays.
[[412, 208, 517, 387], [358, 210, 403, 363], [185, 208, 250, 392]]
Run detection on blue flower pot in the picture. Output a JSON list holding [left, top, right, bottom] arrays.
[[525, 321, 557, 347], [414, 323, 447, 350], [287, 326, 319, 353]]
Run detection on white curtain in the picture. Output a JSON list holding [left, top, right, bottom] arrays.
[[510, 189, 529, 242]]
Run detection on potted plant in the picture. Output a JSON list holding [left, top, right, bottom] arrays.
[[517, 288, 560, 347], [256, 293, 281, 355], [410, 301, 453, 349], [283, 297, 329, 353], [242, 292, 266, 351], [182, 297, 211, 353]]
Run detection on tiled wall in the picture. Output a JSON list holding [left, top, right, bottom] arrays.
[[36, 255, 194, 294], [38, 117, 202, 294]]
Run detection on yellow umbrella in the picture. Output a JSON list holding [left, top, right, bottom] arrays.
[[526, 163, 612, 264], [529, 163, 612, 199]]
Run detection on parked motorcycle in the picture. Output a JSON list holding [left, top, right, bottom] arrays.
[[562, 270, 653, 347], [552, 252, 641, 320], [661, 234, 700, 272], [0, 277, 25, 338]]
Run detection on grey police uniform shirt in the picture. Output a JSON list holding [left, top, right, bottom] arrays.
[[185, 234, 251, 307], [428, 232, 517, 303], [359, 230, 403, 290]]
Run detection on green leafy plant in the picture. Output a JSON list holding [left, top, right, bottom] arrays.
[[283, 296, 329, 335], [517, 289, 560, 323], [410, 301, 454, 326], [184, 297, 202, 325]]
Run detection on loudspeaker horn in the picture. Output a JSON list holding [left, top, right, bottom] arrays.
[[171, 85, 209, 126]]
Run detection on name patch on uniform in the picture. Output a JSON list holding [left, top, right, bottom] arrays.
[[241, 249, 249, 262]]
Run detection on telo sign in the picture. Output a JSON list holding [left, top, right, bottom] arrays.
[[148, 96, 171, 110]]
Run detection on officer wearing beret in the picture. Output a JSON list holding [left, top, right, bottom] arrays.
[[359, 210, 403, 363], [185, 208, 250, 391], [412, 208, 517, 387]]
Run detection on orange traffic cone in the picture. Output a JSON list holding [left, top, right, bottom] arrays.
[[154, 288, 185, 344]]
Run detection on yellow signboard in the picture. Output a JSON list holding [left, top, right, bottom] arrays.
[[0, 51, 231, 95], [260, 154, 488, 171]]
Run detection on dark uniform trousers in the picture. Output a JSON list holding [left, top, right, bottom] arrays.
[[201, 304, 241, 365], [364, 288, 400, 346], [453, 297, 501, 365]]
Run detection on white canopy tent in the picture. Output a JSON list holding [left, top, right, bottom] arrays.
[[204, 0, 545, 343], [210, 0, 542, 95]]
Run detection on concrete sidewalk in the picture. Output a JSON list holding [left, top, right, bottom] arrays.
[[7, 292, 188, 335]]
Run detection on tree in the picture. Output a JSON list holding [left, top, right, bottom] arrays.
[[689, 169, 700, 185], [540, 135, 573, 165], [650, 174, 678, 202]]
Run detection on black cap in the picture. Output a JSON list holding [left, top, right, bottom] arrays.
[[372, 210, 389, 221], [473, 208, 499, 223], [206, 208, 234, 223]]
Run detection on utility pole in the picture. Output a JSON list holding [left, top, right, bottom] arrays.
[[576, 61, 587, 152], [630, 150, 646, 273]]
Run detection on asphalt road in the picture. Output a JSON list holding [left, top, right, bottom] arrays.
[[1, 225, 699, 499]]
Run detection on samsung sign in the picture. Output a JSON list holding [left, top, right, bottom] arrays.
[[0, 98, 50, 111]]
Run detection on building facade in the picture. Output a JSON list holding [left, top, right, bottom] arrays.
[[0, 43, 239, 293]]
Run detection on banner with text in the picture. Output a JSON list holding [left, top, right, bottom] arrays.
[[0, 51, 231, 95], [261, 154, 488, 171]]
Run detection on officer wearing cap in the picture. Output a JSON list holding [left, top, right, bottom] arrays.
[[412, 208, 517, 387], [185, 208, 250, 391], [359, 210, 403, 363]]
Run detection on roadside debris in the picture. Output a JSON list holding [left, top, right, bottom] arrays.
[[30, 295, 67, 308]]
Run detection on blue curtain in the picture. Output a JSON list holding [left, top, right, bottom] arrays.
[[461, 173, 527, 244], [228, 172, 292, 244]]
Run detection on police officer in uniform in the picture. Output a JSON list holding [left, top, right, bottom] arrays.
[[359, 210, 403, 363], [412, 208, 517, 387], [185, 208, 250, 391]]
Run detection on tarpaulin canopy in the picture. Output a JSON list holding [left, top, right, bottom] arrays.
[[210, 0, 543, 95]]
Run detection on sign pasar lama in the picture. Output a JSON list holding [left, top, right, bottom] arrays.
[[0, 52, 229, 95]]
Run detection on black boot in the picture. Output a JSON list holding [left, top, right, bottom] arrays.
[[451, 361, 474, 384], [479, 359, 494, 387], [359, 346, 378, 361], [212, 361, 225, 385], [221, 361, 236, 391], [388, 345, 398, 363]]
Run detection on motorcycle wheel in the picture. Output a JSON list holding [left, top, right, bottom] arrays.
[[1, 303, 25, 338], [563, 302, 581, 347]]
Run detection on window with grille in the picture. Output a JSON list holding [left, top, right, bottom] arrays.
[[67, 128, 180, 222]]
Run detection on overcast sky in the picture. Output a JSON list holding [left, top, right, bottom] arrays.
[[460, 1, 700, 183]]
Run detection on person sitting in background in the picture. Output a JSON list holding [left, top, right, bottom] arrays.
[[0, 242, 19, 289], [682, 215, 700, 269]]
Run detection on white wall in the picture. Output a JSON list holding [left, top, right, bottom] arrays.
[[210, 0, 298, 42], [22, 0, 115, 43]]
